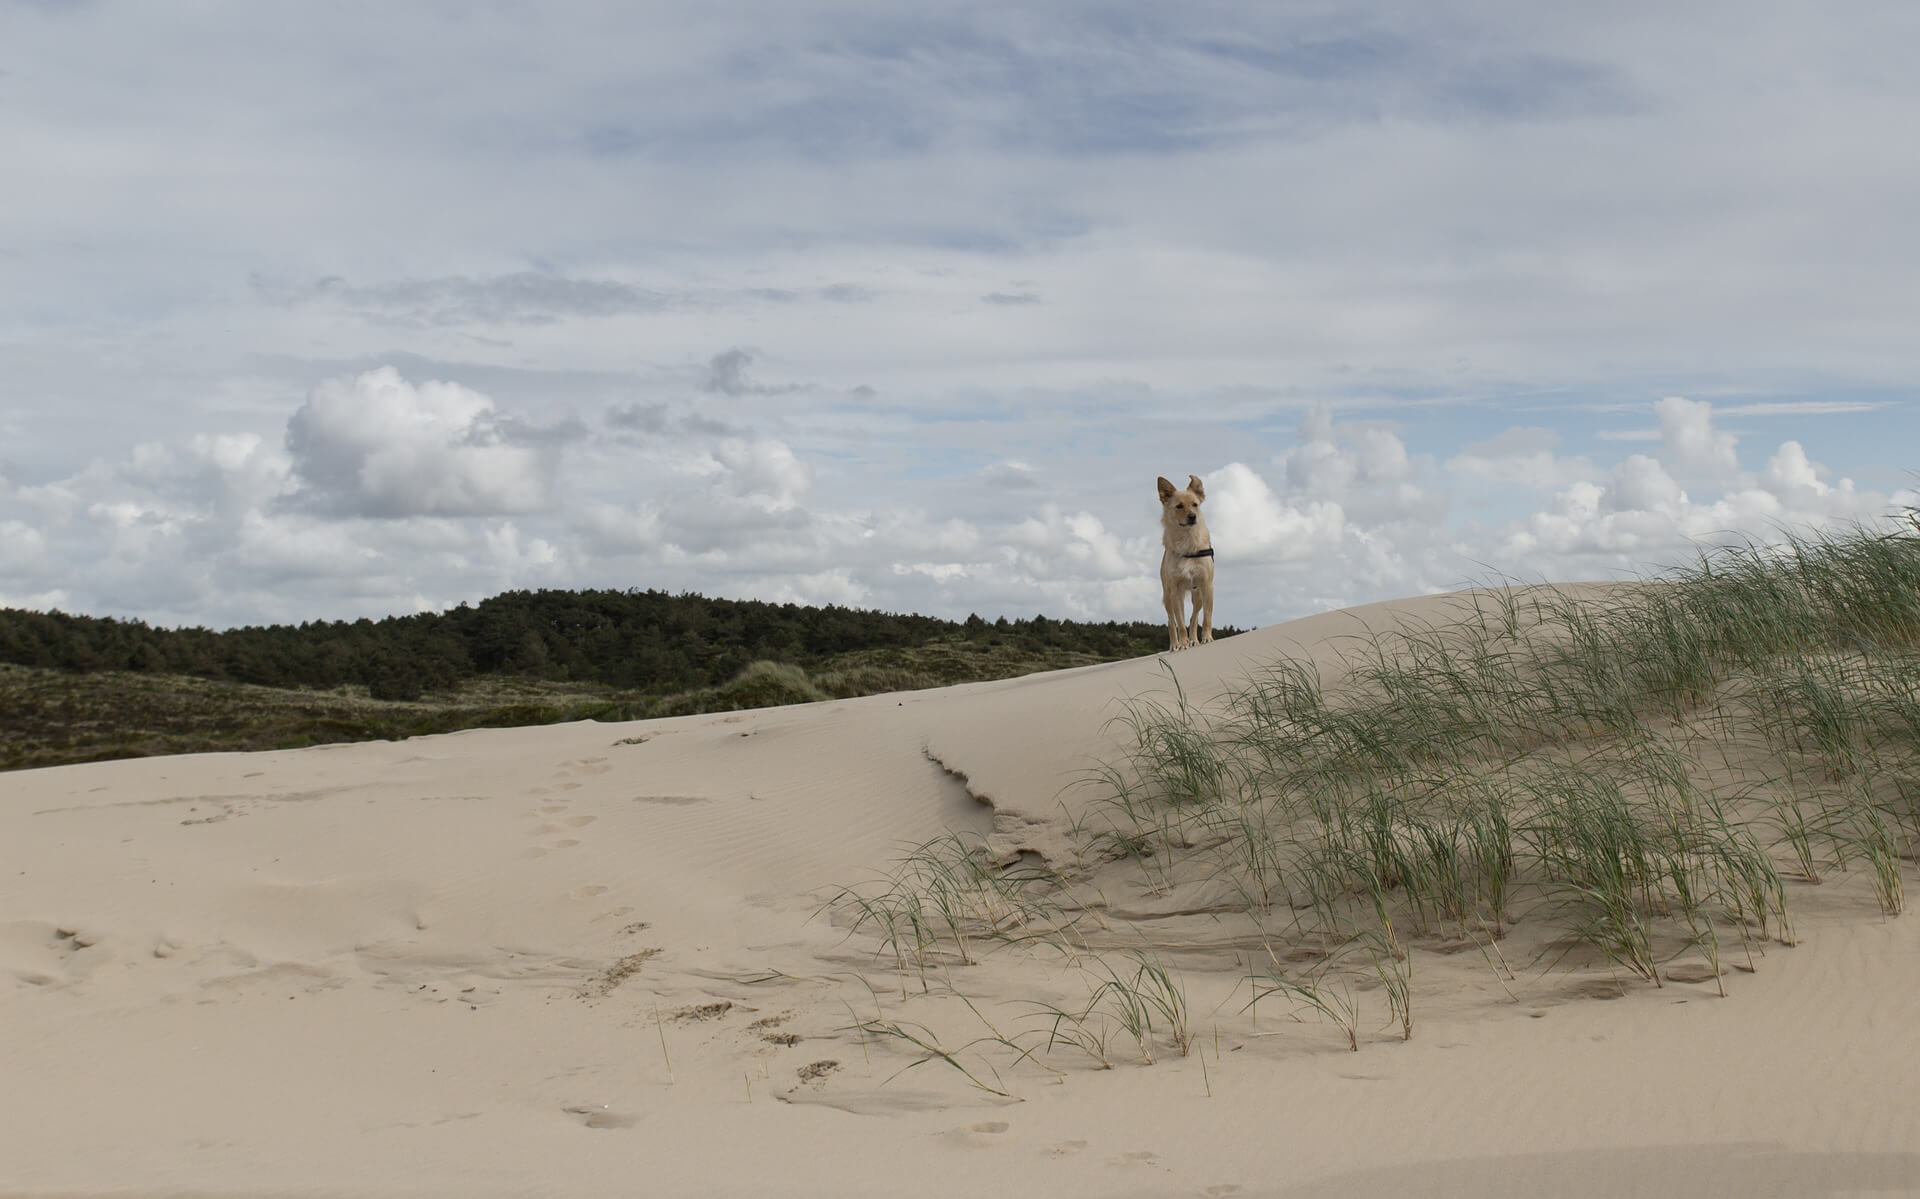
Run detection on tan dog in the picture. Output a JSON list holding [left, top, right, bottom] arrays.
[[1157, 474, 1215, 651]]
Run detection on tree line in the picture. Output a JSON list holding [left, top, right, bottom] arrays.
[[0, 589, 1191, 700]]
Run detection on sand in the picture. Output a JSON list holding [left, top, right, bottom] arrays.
[[4, 591, 1918, 1198]]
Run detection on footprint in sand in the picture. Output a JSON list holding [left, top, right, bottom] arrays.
[[3, 923, 110, 988], [1112, 1150, 1160, 1167], [562, 1104, 638, 1129], [939, 1121, 1011, 1150], [1044, 1140, 1088, 1159], [558, 758, 613, 777], [199, 960, 344, 1002]]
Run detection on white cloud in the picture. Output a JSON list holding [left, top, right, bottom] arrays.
[[750, 567, 869, 609], [285, 367, 558, 517], [0, 520, 52, 577], [894, 561, 971, 584], [1655, 396, 1740, 481], [1207, 462, 1346, 560], [1762, 441, 1836, 502], [1492, 418, 1890, 574], [0, 587, 71, 613], [706, 437, 811, 508], [4, 5, 1918, 630], [1607, 454, 1685, 515], [1006, 506, 1138, 579], [228, 512, 386, 583], [1274, 404, 1444, 528], [483, 522, 562, 574]]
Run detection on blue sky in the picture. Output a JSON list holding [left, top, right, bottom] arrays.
[[2, 1, 1916, 629]]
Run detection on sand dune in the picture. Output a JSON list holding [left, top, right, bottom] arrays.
[[4, 589, 1918, 1198]]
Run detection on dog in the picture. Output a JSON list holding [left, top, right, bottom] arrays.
[[1157, 474, 1215, 651]]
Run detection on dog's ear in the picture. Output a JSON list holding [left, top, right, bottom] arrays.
[[1156, 476, 1176, 503], [1187, 474, 1205, 502]]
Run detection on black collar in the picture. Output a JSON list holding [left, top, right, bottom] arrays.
[[1183, 547, 1215, 559]]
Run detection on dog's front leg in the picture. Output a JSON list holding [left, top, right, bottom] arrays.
[[1200, 583, 1214, 645], [1163, 590, 1186, 651]]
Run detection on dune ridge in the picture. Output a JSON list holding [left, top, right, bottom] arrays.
[[4, 574, 1919, 1198]]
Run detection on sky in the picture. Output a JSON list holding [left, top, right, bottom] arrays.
[[2, 0, 1917, 632]]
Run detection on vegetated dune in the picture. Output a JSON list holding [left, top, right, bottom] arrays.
[[4, 560, 1918, 1197]]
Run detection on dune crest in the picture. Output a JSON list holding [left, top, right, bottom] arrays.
[[5, 585, 1918, 1198]]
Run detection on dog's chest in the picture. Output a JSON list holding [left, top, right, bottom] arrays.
[[1163, 550, 1212, 588]]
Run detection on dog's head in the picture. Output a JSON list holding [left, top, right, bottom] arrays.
[[1156, 474, 1206, 528]]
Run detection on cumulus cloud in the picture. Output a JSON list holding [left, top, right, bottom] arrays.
[[482, 521, 562, 574], [1206, 462, 1346, 560], [119, 432, 292, 518], [705, 437, 811, 509], [1655, 396, 1741, 481], [1607, 454, 1685, 515], [1492, 403, 1889, 572], [1006, 506, 1140, 579], [0, 368, 1907, 635], [1759, 440, 1857, 511], [0, 519, 52, 578], [1277, 404, 1444, 527], [228, 511, 386, 583], [285, 367, 560, 517]]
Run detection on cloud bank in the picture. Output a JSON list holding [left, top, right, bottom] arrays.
[[2, 2, 1915, 628], [1, 360, 1908, 630]]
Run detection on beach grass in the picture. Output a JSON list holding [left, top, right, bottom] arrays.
[[832, 516, 1920, 1075]]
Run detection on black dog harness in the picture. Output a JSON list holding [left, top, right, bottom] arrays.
[[1182, 548, 1215, 559]]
